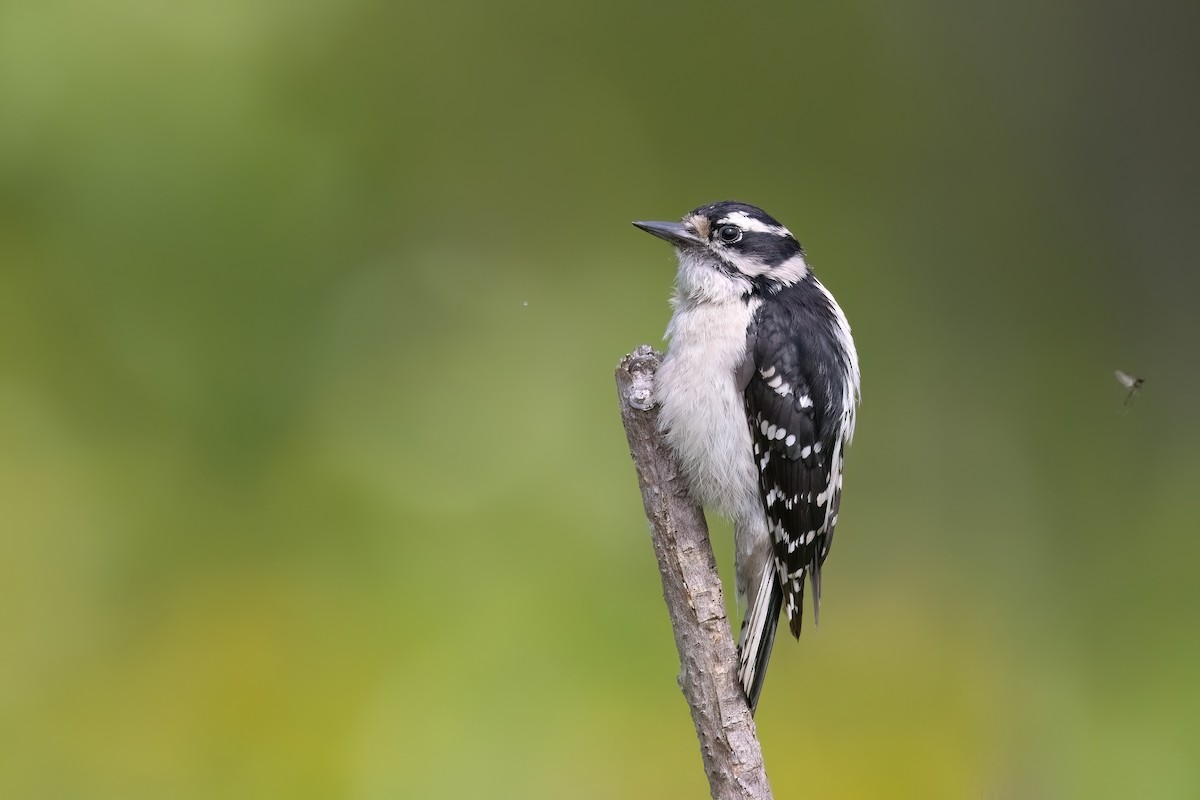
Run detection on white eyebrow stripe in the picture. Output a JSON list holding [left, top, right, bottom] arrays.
[[715, 210, 793, 237]]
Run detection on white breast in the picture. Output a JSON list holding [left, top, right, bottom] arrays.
[[656, 296, 763, 525]]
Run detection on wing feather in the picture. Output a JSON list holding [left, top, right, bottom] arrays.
[[745, 320, 846, 637]]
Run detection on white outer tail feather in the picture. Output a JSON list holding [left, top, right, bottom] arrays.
[[738, 557, 780, 712]]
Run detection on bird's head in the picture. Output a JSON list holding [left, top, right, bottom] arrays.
[[634, 201, 809, 300]]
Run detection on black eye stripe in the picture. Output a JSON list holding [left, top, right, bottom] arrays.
[[733, 231, 803, 261]]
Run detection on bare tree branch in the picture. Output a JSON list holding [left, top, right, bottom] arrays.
[[615, 345, 774, 800]]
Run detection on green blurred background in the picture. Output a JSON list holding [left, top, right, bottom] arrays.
[[2, 0, 1199, 797]]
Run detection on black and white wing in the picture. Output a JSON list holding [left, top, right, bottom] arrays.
[[745, 302, 850, 638]]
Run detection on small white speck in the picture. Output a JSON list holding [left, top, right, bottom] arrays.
[[1115, 369, 1142, 390], [767, 374, 783, 389], [760, 420, 770, 435], [799, 395, 813, 409], [813, 442, 822, 453], [785, 434, 796, 447], [1116, 369, 1144, 407], [522, 300, 529, 307], [761, 365, 777, 379], [800, 445, 812, 459], [774, 426, 787, 441]]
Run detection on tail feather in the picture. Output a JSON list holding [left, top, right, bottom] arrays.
[[738, 560, 783, 714]]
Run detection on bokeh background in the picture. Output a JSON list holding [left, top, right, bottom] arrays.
[[2, 0, 1199, 797]]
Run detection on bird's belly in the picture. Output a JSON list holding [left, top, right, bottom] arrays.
[[656, 302, 761, 522]]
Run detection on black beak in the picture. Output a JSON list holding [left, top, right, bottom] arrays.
[[632, 220, 703, 248]]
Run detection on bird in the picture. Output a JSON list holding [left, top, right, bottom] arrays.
[[633, 201, 860, 713]]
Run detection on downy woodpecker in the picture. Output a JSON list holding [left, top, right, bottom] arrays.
[[633, 201, 860, 712]]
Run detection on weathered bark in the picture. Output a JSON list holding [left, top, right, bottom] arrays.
[[615, 345, 773, 800]]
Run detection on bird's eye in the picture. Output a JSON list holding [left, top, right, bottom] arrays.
[[717, 225, 742, 243]]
